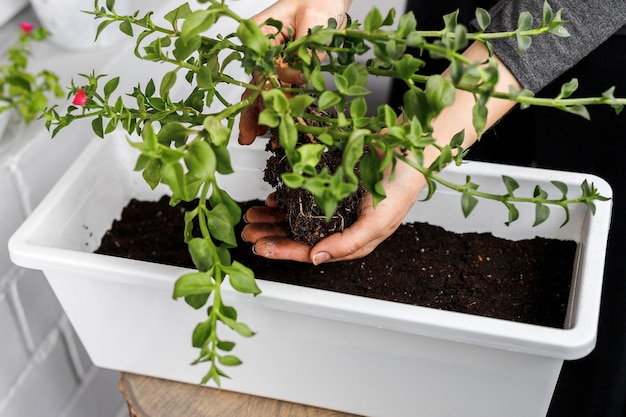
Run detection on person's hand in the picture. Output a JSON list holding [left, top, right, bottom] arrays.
[[238, 0, 351, 145], [241, 158, 427, 264]]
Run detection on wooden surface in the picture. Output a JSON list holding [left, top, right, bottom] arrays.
[[119, 373, 361, 417]]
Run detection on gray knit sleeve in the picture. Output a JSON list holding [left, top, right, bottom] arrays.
[[480, 0, 626, 92]]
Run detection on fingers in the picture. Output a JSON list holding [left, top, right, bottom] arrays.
[[309, 212, 398, 264], [241, 200, 288, 245], [253, 237, 313, 263], [238, 91, 268, 145], [275, 60, 307, 85], [243, 204, 285, 224], [241, 204, 313, 263]]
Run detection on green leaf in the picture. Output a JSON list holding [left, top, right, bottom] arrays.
[[212, 145, 234, 175], [397, 11, 417, 38], [103, 77, 120, 97], [278, 117, 298, 153], [334, 73, 349, 95], [360, 151, 386, 205], [364, 6, 384, 32], [472, 100, 488, 138], [558, 78, 578, 99], [382, 8, 396, 26], [185, 141, 216, 181], [197, 66, 215, 89], [181, 10, 217, 44], [157, 122, 188, 146], [379, 104, 397, 128], [262, 89, 290, 114], [173, 271, 215, 299], [184, 294, 210, 310], [203, 116, 231, 146], [534, 203, 550, 226], [217, 340, 236, 352], [475, 8, 491, 30], [453, 25, 468, 51], [542, 0, 553, 27], [296, 144, 325, 167], [534, 184, 548, 199], [308, 28, 334, 46], [502, 175, 519, 196], [145, 79, 156, 97], [236, 19, 271, 55], [218, 355, 243, 367], [188, 237, 215, 272], [442, 10, 459, 32], [309, 68, 326, 91], [220, 316, 255, 337], [92, 117, 104, 138], [342, 129, 366, 179], [425, 75, 456, 117], [258, 109, 280, 128], [406, 31, 424, 47], [517, 11, 533, 31], [289, 95, 315, 116], [504, 203, 520, 226], [119, 20, 133, 37], [161, 161, 188, 200], [95, 20, 116, 41], [160, 70, 177, 98], [209, 188, 241, 224], [205, 204, 238, 246], [563, 105, 590, 120], [350, 97, 367, 119], [516, 32, 532, 54], [551, 180, 568, 199], [318, 91, 341, 110], [164, 2, 192, 25], [142, 159, 162, 190], [281, 173, 304, 188], [385, 39, 405, 60], [192, 320, 212, 348], [343, 63, 369, 88], [225, 261, 261, 295], [461, 191, 479, 217], [394, 54, 423, 80]]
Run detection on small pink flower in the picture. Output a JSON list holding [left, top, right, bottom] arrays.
[[72, 88, 88, 106], [19, 22, 34, 34]]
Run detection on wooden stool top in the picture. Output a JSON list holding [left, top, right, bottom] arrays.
[[119, 373, 361, 417]]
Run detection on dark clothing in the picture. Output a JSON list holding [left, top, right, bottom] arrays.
[[485, 0, 626, 92], [390, 1, 626, 416]]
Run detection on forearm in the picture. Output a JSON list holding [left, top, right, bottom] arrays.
[[425, 41, 521, 163]]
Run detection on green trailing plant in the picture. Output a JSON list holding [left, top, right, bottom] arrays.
[[42, 0, 620, 385], [0, 22, 63, 124]]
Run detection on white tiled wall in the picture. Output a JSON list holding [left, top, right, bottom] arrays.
[[0, 136, 127, 417], [0, 7, 128, 417], [0, 1, 406, 416]]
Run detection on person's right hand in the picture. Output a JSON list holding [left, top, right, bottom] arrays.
[[237, 0, 352, 145]]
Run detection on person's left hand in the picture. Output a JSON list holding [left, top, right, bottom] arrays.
[[241, 157, 426, 264]]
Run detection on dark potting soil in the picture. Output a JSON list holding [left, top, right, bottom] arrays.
[[95, 196, 576, 328]]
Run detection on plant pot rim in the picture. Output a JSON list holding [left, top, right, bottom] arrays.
[[9, 132, 613, 360]]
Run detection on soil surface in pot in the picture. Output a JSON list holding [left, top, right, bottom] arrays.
[[96, 196, 576, 328]]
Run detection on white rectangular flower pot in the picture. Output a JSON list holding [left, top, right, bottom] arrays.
[[9, 132, 612, 417]]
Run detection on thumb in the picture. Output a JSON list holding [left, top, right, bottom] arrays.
[[309, 222, 387, 265]]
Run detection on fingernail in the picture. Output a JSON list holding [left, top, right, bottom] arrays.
[[251, 245, 258, 256], [312, 252, 331, 266], [242, 212, 248, 223]]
